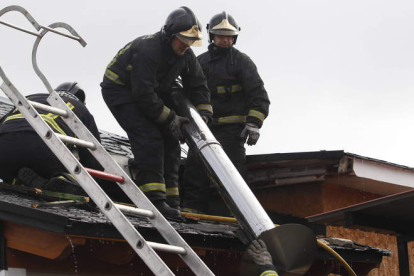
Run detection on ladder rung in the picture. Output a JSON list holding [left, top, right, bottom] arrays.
[[0, 20, 42, 37], [41, 25, 86, 46], [55, 133, 96, 150], [85, 167, 125, 183], [147, 241, 186, 255], [28, 100, 68, 117], [115, 203, 154, 218]]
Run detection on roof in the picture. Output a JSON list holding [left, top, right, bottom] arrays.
[[0, 187, 390, 263], [246, 150, 414, 195], [0, 188, 242, 250], [2, 97, 414, 195], [0, 99, 392, 266], [307, 188, 414, 235]]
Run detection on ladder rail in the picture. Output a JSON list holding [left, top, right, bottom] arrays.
[[0, 78, 177, 276], [47, 89, 215, 275], [0, 5, 41, 34], [0, 7, 215, 274], [31, 22, 86, 95]]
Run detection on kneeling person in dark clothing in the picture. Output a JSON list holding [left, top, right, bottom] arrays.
[[0, 82, 102, 196]]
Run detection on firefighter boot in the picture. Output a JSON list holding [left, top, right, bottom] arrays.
[[44, 173, 87, 196], [17, 167, 48, 188], [18, 168, 85, 196], [153, 200, 181, 219]]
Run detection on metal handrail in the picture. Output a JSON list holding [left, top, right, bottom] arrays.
[[0, 5, 86, 94]]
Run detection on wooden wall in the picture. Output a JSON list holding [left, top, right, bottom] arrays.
[[253, 180, 401, 276], [409, 241, 414, 275], [327, 226, 398, 276], [254, 182, 324, 217]]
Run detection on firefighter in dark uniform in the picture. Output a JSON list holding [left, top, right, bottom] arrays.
[[100, 7, 213, 219], [182, 12, 270, 214], [0, 82, 102, 195]]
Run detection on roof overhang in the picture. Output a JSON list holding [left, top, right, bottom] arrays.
[[333, 154, 414, 195], [246, 151, 414, 196], [307, 188, 414, 235]]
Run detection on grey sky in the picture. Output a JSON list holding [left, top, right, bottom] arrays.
[[1, 0, 413, 167]]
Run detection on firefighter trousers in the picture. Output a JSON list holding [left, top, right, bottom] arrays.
[[107, 102, 180, 206], [0, 131, 68, 183], [182, 124, 247, 213]]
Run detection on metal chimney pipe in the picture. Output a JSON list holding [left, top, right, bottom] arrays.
[[172, 89, 317, 275], [171, 90, 274, 240]]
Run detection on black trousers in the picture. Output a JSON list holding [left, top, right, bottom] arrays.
[[182, 124, 247, 213], [0, 131, 67, 183], [107, 102, 180, 206]]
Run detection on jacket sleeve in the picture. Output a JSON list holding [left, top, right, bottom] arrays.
[[239, 53, 270, 128], [257, 264, 279, 276], [181, 52, 213, 118], [130, 50, 175, 125]]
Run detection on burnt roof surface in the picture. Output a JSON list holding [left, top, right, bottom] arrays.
[[0, 187, 390, 261], [0, 188, 242, 250]]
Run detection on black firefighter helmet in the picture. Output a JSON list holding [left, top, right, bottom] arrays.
[[207, 11, 240, 45], [55, 82, 85, 104], [162, 6, 203, 47]]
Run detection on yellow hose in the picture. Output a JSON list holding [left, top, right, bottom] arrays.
[[317, 239, 357, 276], [181, 212, 357, 276]]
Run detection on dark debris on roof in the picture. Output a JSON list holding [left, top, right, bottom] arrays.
[[0, 188, 240, 245]]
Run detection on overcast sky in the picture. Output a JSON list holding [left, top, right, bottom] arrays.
[[1, 0, 413, 167]]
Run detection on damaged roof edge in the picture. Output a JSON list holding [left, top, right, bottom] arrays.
[[343, 153, 414, 189]]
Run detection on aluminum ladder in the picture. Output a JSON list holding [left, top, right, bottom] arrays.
[[0, 5, 214, 276]]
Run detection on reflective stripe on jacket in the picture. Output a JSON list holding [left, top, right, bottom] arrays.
[[100, 31, 213, 124], [197, 44, 270, 128], [2, 102, 75, 136], [0, 93, 103, 171]]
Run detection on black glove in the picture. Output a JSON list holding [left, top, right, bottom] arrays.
[[247, 239, 273, 266], [240, 123, 260, 146], [169, 115, 189, 143], [201, 115, 214, 125]]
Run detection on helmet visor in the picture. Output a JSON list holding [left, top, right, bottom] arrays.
[[210, 29, 238, 36], [176, 25, 203, 47], [210, 18, 239, 36], [176, 35, 203, 47]]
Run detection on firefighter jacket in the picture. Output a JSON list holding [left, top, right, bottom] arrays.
[[197, 44, 270, 128], [101, 31, 213, 125], [257, 264, 278, 276], [0, 92, 102, 170]]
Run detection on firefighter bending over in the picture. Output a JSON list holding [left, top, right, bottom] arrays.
[[0, 82, 102, 195], [100, 7, 212, 219]]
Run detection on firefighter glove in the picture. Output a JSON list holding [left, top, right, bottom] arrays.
[[247, 239, 273, 266], [201, 115, 211, 124], [169, 115, 190, 143], [241, 123, 260, 146]]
